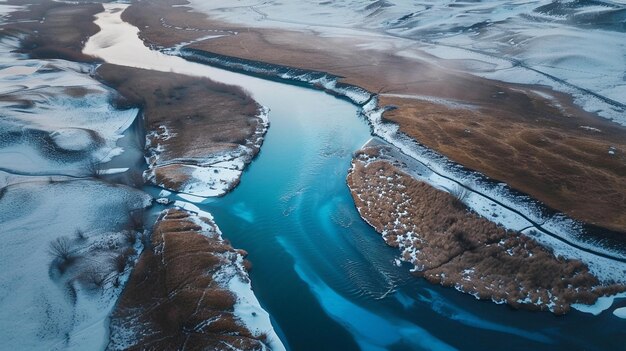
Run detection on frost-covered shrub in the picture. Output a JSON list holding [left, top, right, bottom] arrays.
[[79, 267, 107, 290], [449, 184, 470, 209], [84, 158, 103, 178], [48, 237, 78, 274]]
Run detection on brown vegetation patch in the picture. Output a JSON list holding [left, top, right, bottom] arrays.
[[96, 64, 259, 162], [152, 163, 193, 191], [96, 64, 263, 194], [380, 95, 626, 233], [2, 0, 103, 62], [347, 150, 625, 314], [124, 0, 626, 232], [108, 208, 266, 350], [122, 0, 215, 47]]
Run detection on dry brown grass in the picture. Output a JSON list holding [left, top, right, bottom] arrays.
[[122, 0, 211, 47], [123, 0, 626, 233], [347, 153, 625, 314], [109, 209, 268, 350], [380, 96, 626, 233], [96, 64, 260, 163], [2, 0, 103, 62]]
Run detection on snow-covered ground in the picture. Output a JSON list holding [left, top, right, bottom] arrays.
[[173, 201, 286, 351], [0, 4, 161, 348], [0, 179, 151, 350], [144, 107, 269, 199], [0, 37, 138, 176], [84, 1, 626, 315], [188, 0, 626, 125], [85, 5, 272, 200]]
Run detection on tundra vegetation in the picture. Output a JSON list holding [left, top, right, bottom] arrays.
[[348, 146, 625, 314]]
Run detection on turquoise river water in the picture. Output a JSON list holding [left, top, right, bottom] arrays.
[[86, 6, 626, 350]]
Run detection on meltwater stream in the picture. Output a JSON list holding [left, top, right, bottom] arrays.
[[85, 4, 626, 351]]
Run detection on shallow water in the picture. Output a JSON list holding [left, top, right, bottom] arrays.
[[86, 5, 626, 350]]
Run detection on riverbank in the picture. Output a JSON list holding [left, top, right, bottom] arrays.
[[0, 1, 282, 348], [109, 207, 284, 350], [347, 142, 625, 314], [122, 0, 626, 233], [95, 64, 269, 198]]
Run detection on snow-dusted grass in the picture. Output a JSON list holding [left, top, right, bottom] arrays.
[[144, 106, 270, 199], [172, 201, 286, 351], [360, 101, 626, 289], [85, 10, 272, 199], [0, 180, 151, 350]]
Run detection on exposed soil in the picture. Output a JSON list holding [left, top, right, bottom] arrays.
[[347, 145, 625, 314], [1, 0, 103, 62], [96, 64, 263, 194], [123, 0, 626, 233], [108, 208, 268, 351]]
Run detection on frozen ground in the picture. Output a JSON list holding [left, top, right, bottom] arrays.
[[85, 1, 626, 315], [188, 0, 626, 125], [85, 6, 270, 200], [0, 179, 151, 350], [0, 5, 157, 348], [0, 37, 138, 176], [0, 3, 286, 348], [144, 107, 269, 199]]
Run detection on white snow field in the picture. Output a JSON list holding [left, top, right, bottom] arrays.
[[189, 0, 626, 125], [0, 37, 139, 176], [0, 180, 151, 350]]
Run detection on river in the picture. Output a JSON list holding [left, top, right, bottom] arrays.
[[84, 4, 625, 351]]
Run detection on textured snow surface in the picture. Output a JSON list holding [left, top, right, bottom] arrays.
[[189, 0, 626, 124], [0, 180, 151, 350], [0, 38, 138, 176]]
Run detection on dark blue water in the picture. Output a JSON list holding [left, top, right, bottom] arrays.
[[87, 10, 626, 349], [176, 76, 626, 350]]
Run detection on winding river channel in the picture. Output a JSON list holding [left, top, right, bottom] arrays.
[[85, 5, 625, 351]]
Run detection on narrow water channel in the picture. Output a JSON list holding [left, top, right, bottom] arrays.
[[84, 5, 626, 351]]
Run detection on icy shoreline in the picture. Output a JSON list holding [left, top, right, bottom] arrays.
[[81, 5, 288, 348], [176, 46, 626, 273], [348, 148, 626, 314], [185, 0, 626, 127], [108, 203, 286, 351], [170, 46, 626, 314], [178, 48, 373, 106], [174, 202, 286, 350], [144, 105, 270, 199]]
